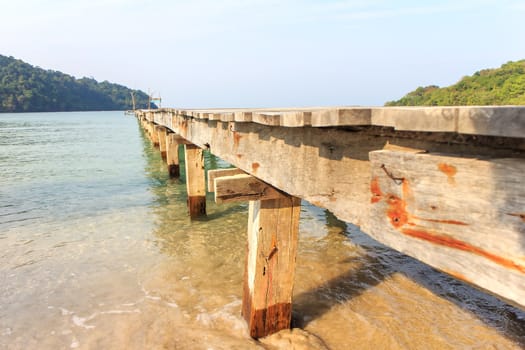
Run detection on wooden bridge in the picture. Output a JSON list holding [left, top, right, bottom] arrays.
[[134, 106, 524, 338]]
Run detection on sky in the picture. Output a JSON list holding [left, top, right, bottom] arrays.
[[1, 0, 524, 108]]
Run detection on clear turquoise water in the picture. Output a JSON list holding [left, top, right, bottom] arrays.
[[0, 112, 523, 349], [1, 112, 151, 228]]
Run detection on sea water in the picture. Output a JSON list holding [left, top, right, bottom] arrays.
[[0, 111, 523, 349]]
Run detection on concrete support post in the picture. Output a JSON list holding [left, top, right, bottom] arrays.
[[184, 144, 206, 218], [242, 196, 301, 338], [166, 133, 181, 177], [157, 126, 167, 160], [146, 120, 151, 138], [151, 125, 160, 147]]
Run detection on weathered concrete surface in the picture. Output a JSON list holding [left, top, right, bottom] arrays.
[[137, 106, 525, 309], [364, 150, 525, 306], [155, 106, 525, 138]]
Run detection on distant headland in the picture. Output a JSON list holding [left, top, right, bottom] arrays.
[[386, 60, 525, 106], [0, 54, 155, 113]]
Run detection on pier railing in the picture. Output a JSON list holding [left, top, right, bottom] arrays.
[[135, 106, 524, 338]]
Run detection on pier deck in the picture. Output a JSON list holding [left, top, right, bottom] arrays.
[[135, 106, 524, 337]]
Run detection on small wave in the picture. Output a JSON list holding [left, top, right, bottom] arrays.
[[0, 216, 43, 225], [140, 283, 162, 301], [100, 309, 141, 315], [12, 259, 37, 269], [65, 307, 141, 331], [72, 315, 96, 329], [52, 240, 81, 248], [60, 308, 74, 316], [70, 339, 80, 348], [120, 302, 136, 307], [0, 208, 37, 217]]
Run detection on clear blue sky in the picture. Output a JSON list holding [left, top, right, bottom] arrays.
[[1, 0, 524, 107]]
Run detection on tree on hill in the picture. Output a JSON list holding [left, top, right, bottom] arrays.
[[0, 54, 156, 112], [386, 60, 525, 106]]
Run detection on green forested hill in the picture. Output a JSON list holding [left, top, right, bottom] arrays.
[[0, 54, 154, 112], [386, 60, 525, 106]]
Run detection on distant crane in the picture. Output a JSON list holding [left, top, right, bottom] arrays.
[[124, 91, 137, 115], [130, 91, 136, 110]]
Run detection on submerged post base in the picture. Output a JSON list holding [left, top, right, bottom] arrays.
[[184, 144, 207, 219], [187, 195, 206, 218], [168, 164, 180, 178], [242, 196, 301, 338], [166, 133, 181, 178]]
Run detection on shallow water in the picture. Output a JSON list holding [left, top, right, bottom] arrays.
[[0, 111, 523, 349]]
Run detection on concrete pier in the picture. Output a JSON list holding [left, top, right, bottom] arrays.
[[136, 106, 525, 337]]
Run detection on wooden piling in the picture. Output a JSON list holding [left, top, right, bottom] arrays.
[[184, 144, 206, 218], [150, 124, 160, 147], [158, 126, 167, 160], [242, 196, 301, 338], [142, 118, 151, 139], [147, 120, 153, 139], [166, 133, 180, 177]]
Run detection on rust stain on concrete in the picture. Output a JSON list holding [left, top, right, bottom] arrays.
[[438, 163, 457, 184], [233, 131, 242, 149], [370, 177, 383, 203], [378, 180, 523, 274]]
